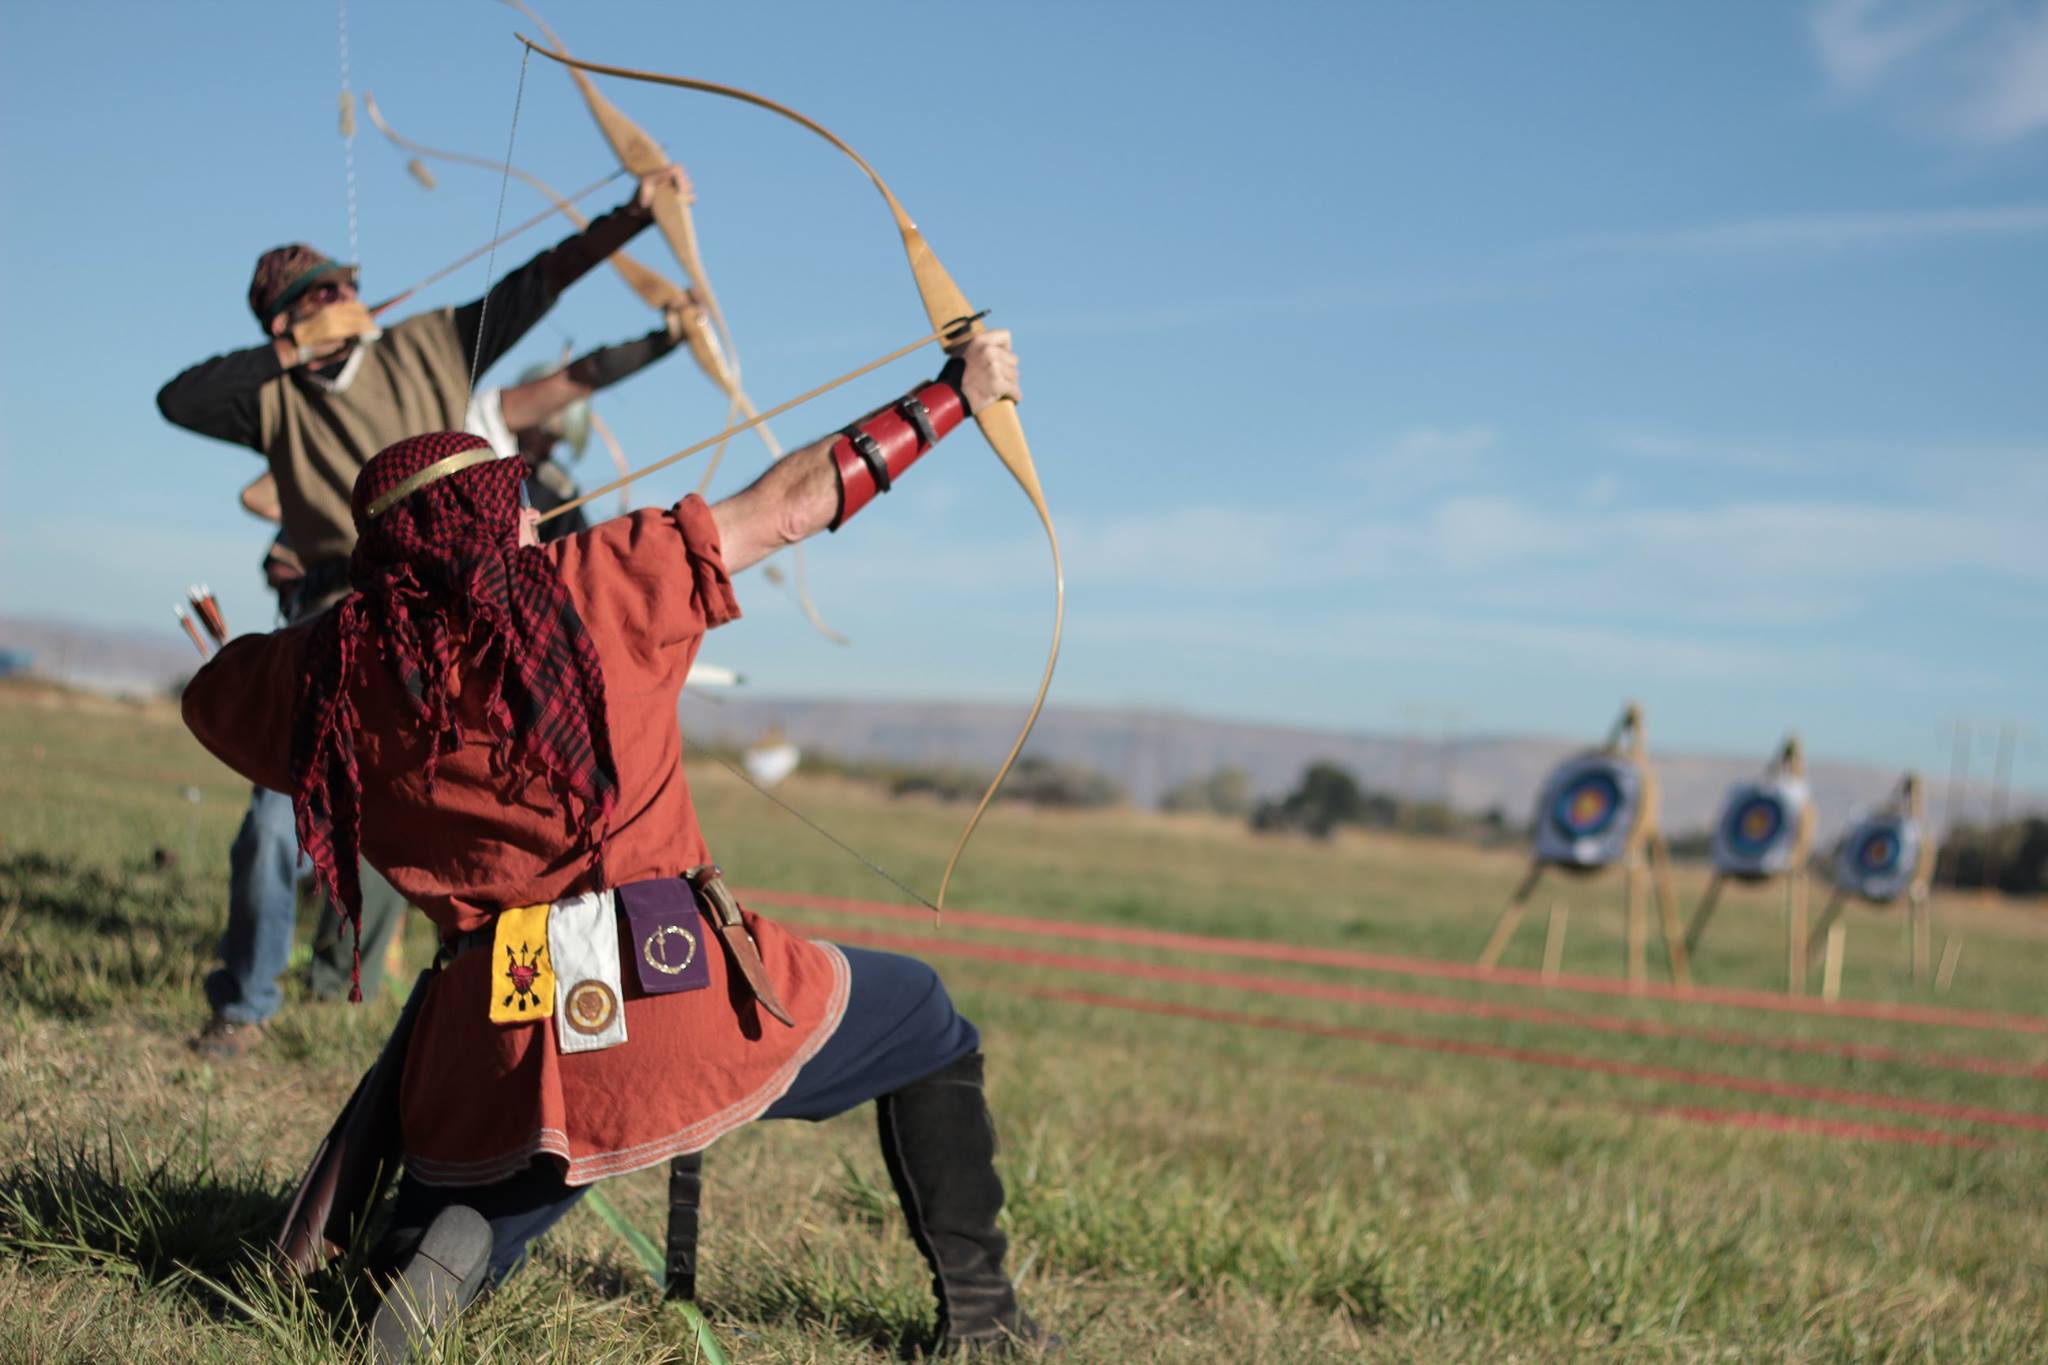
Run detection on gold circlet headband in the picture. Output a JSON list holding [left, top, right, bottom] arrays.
[[364, 448, 504, 520]]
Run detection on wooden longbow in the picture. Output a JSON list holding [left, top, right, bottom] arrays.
[[364, 85, 850, 644], [512, 35, 1064, 914]]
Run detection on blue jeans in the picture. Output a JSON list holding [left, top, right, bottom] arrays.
[[388, 944, 980, 1282], [204, 786, 301, 1025], [204, 785, 406, 1022]]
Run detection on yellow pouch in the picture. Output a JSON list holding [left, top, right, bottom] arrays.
[[488, 902, 556, 1024]]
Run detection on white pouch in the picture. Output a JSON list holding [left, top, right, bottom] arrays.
[[548, 890, 629, 1054]]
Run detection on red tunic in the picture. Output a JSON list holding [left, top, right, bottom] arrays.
[[182, 497, 848, 1185]]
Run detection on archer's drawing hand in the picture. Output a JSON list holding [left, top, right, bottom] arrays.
[[288, 301, 379, 365], [947, 329, 1019, 415], [664, 294, 707, 344], [636, 163, 694, 211]]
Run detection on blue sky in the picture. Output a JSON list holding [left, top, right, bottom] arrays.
[[1, 1, 2043, 789]]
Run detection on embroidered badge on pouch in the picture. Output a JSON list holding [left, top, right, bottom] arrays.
[[618, 878, 711, 996], [547, 890, 629, 1054], [488, 902, 555, 1024]]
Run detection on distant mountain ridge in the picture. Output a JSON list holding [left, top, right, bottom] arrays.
[[6, 613, 2029, 840], [681, 695, 2021, 842]]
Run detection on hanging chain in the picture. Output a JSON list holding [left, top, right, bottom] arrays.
[[338, 0, 360, 266]]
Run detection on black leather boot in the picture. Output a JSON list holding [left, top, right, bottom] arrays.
[[368, 1203, 492, 1363], [876, 1051, 1052, 1356]]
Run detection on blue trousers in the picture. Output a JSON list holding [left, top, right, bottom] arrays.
[[388, 944, 980, 1281], [203, 787, 301, 1024], [204, 785, 406, 1023]]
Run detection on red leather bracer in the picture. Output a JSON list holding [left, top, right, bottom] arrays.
[[828, 379, 969, 530]]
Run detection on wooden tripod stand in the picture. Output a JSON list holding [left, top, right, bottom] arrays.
[[1804, 772, 1938, 1000], [1682, 735, 1815, 994], [1478, 703, 1689, 989]]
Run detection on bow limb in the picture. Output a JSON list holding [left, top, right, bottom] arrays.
[[516, 39, 1065, 914], [364, 92, 692, 319], [508, 6, 851, 643], [500, 0, 743, 379], [367, 85, 748, 512]]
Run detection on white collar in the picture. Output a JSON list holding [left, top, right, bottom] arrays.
[[303, 335, 374, 394]]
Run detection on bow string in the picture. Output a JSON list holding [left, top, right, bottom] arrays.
[[512, 33, 1065, 916]]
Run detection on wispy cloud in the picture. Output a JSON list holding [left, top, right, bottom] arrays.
[[1574, 202, 2048, 254], [1349, 426, 1497, 502], [1964, 10, 2048, 140], [1602, 426, 1817, 473], [1069, 602, 2013, 695], [1004, 434, 2048, 634], [1808, 0, 2048, 143], [1810, 0, 1970, 90]]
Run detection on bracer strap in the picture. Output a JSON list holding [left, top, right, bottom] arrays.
[[828, 376, 969, 530]]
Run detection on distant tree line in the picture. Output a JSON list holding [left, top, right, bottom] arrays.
[[1167, 760, 1514, 844], [685, 737, 1128, 810], [1935, 817, 2048, 896]]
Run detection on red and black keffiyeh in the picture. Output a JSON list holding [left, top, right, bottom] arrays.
[[291, 431, 617, 999]]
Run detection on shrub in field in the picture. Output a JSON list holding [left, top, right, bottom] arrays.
[[1252, 762, 1371, 839], [1161, 767, 1255, 816], [1001, 757, 1125, 809]]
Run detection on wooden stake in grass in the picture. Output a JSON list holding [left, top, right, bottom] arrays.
[[1910, 889, 1933, 983], [1822, 920, 1848, 1003], [1787, 869, 1809, 996], [1936, 934, 1964, 995], [1541, 902, 1569, 983]]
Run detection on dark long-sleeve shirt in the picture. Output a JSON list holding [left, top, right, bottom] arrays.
[[158, 198, 653, 566]]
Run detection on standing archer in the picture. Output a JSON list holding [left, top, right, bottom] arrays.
[[159, 166, 692, 1056], [158, 165, 690, 602]]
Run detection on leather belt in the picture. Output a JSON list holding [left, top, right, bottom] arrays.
[[686, 866, 795, 1027], [437, 866, 795, 1028]]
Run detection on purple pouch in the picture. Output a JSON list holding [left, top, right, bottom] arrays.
[[618, 878, 711, 995]]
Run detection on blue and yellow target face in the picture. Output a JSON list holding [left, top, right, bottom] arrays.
[[1724, 794, 1785, 858], [1551, 771, 1623, 840], [1834, 814, 1920, 903], [1854, 829, 1901, 875], [1533, 753, 1642, 868], [1714, 777, 1808, 878]]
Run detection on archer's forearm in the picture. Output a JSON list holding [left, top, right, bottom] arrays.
[[495, 326, 679, 433], [566, 325, 681, 393], [454, 197, 655, 376], [709, 436, 841, 575], [709, 366, 975, 571], [156, 343, 285, 447]]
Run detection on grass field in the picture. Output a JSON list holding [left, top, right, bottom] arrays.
[[3, 679, 2046, 1362]]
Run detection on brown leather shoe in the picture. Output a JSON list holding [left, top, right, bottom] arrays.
[[188, 1014, 268, 1061]]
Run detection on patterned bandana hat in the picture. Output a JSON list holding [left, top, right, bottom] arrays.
[[289, 431, 618, 999], [247, 243, 358, 328]]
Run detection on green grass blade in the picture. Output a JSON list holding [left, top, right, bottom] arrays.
[[583, 1187, 730, 1365]]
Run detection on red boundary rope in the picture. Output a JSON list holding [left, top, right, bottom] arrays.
[[803, 923, 2048, 1135], [1019, 986, 1995, 1151], [745, 886, 2048, 1037]]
